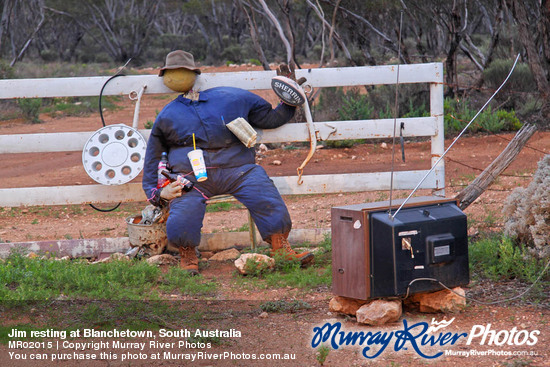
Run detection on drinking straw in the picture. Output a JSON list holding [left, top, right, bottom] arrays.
[[192, 133, 196, 150]]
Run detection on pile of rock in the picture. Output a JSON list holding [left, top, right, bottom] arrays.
[[329, 287, 466, 325]]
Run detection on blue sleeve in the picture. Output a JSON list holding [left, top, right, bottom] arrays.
[[246, 92, 296, 129]]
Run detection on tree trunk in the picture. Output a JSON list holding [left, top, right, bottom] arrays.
[[327, 0, 341, 65], [258, 0, 293, 65], [239, 0, 270, 70], [305, 0, 353, 65], [507, 0, 550, 97], [474, 0, 504, 89], [455, 123, 537, 210], [10, 9, 45, 67], [445, 0, 463, 98], [0, 0, 14, 51]]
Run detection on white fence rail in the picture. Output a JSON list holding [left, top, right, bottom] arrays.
[[0, 63, 444, 207]]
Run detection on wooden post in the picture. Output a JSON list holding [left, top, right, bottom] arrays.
[[455, 124, 537, 210]]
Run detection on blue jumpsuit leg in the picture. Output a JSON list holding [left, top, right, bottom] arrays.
[[226, 164, 292, 240], [166, 189, 207, 248]]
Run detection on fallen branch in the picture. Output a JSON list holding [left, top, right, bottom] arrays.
[[455, 123, 537, 210]]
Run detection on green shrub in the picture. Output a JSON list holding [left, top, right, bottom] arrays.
[[0, 60, 15, 79], [338, 88, 374, 121], [469, 235, 547, 283], [17, 98, 42, 123], [444, 98, 521, 135], [483, 59, 535, 92]]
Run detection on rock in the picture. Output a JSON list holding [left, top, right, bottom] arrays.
[[259, 143, 268, 153], [110, 253, 129, 261], [146, 254, 178, 266], [272, 160, 282, 166], [200, 251, 215, 259], [259, 312, 269, 319], [234, 253, 275, 275], [329, 296, 369, 316], [94, 252, 129, 264], [406, 287, 466, 313], [209, 248, 241, 261], [381, 142, 388, 149], [356, 299, 402, 325], [26, 252, 38, 259]]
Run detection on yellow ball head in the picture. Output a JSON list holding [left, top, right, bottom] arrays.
[[162, 68, 197, 93]]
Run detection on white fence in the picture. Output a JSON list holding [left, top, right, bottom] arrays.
[[0, 64, 445, 207]]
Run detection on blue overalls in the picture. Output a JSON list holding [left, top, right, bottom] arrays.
[[142, 87, 295, 248]]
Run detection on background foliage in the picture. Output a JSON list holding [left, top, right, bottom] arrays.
[[1, 0, 549, 126]]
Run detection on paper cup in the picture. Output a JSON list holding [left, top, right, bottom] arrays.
[[187, 149, 208, 182], [227, 117, 257, 148]]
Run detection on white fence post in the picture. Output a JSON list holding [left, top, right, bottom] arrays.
[[430, 67, 445, 196]]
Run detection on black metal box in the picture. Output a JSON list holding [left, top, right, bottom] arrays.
[[331, 196, 469, 300]]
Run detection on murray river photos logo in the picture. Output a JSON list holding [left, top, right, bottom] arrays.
[[311, 318, 540, 359]]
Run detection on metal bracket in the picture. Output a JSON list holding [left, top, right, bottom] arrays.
[[129, 84, 147, 129], [315, 123, 337, 141]]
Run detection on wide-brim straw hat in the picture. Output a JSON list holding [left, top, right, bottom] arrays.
[[159, 50, 201, 76]]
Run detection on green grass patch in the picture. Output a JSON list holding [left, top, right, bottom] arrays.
[[205, 201, 243, 213], [469, 235, 549, 284], [158, 267, 218, 296], [0, 251, 218, 301], [237, 238, 332, 291]]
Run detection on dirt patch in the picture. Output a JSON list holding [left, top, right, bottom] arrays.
[[1, 66, 549, 366]]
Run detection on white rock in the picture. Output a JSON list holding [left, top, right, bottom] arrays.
[[146, 254, 178, 265], [234, 253, 275, 275], [272, 160, 282, 166]]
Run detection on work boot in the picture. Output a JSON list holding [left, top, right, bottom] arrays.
[[267, 233, 314, 266], [178, 246, 199, 275]]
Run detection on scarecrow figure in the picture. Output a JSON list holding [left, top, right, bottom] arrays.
[[142, 50, 314, 274]]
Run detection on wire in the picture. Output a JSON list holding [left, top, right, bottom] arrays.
[[98, 58, 131, 126], [447, 113, 548, 156], [388, 10, 404, 216], [89, 59, 131, 213], [89, 202, 121, 213], [98, 74, 124, 127], [403, 258, 550, 305], [391, 54, 521, 219], [446, 157, 533, 178]]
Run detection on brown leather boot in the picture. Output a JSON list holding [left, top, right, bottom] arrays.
[[267, 233, 314, 266], [178, 246, 199, 275]]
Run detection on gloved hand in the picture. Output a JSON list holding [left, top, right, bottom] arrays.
[[276, 63, 307, 85], [160, 181, 183, 201]]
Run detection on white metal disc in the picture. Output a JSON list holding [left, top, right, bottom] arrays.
[[82, 124, 147, 185]]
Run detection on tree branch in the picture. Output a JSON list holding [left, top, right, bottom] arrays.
[[455, 124, 538, 210], [258, 0, 293, 64]]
